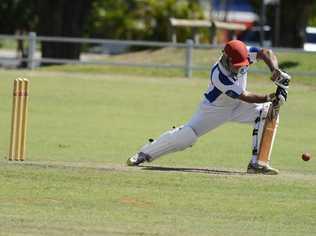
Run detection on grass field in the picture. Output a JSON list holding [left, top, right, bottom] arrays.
[[0, 65, 316, 235], [42, 47, 316, 81]]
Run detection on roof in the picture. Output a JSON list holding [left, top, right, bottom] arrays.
[[169, 18, 246, 31], [213, 21, 246, 31], [169, 18, 212, 28]]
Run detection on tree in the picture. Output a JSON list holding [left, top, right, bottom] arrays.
[[139, 0, 204, 42], [0, 0, 37, 33], [87, 0, 139, 39], [37, 0, 92, 61], [87, 0, 204, 42], [278, 0, 314, 48], [0, 0, 92, 61], [250, 0, 315, 48], [308, 2, 316, 26]]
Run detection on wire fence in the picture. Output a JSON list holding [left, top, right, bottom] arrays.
[[0, 32, 315, 78]]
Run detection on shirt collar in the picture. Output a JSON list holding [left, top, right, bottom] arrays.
[[218, 61, 238, 81]]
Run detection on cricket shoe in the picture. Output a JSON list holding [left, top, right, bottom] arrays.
[[126, 152, 150, 166], [247, 162, 279, 175]]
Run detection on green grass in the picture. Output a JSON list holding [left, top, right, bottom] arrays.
[[1, 163, 315, 236], [41, 47, 316, 80], [0, 68, 316, 235], [0, 38, 18, 50]]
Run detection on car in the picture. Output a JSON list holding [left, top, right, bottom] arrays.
[[304, 26, 316, 52]]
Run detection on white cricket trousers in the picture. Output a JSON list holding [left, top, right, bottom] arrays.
[[186, 99, 264, 137]]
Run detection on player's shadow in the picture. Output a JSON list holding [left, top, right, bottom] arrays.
[[141, 165, 246, 176], [279, 61, 299, 69]]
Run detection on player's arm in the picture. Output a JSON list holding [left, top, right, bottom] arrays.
[[256, 48, 279, 72], [212, 72, 275, 104], [255, 48, 291, 89], [239, 88, 287, 105], [239, 90, 274, 104]]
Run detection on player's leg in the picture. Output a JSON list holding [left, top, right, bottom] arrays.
[[127, 102, 230, 166], [127, 125, 198, 166], [186, 101, 231, 137], [247, 103, 279, 175], [231, 102, 279, 175]]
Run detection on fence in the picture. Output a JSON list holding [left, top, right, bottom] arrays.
[[0, 32, 315, 78]]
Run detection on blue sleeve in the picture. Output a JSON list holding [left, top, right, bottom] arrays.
[[247, 46, 262, 64], [249, 46, 261, 53]]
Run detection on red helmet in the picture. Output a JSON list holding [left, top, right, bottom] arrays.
[[224, 40, 249, 67]]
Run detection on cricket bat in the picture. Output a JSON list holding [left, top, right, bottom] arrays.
[[257, 104, 279, 166]]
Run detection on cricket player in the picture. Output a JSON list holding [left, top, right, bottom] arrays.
[[127, 40, 290, 175]]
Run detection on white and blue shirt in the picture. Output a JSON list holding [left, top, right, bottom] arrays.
[[203, 46, 260, 107]]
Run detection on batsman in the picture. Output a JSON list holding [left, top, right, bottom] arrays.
[[127, 40, 291, 175]]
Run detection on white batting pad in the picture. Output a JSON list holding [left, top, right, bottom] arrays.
[[251, 102, 279, 165], [257, 103, 271, 149], [139, 125, 198, 161]]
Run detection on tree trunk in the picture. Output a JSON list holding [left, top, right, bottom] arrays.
[[279, 0, 313, 48], [37, 0, 92, 63]]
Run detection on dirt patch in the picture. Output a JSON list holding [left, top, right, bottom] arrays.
[[120, 196, 153, 208]]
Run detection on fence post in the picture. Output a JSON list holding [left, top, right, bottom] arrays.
[[185, 39, 193, 78], [27, 32, 36, 69]]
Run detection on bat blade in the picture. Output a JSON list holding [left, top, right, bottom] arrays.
[[257, 106, 279, 166]]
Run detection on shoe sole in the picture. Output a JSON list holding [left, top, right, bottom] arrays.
[[247, 169, 279, 175], [126, 159, 139, 166]]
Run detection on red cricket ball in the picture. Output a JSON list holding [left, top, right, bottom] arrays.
[[302, 152, 311, 161]]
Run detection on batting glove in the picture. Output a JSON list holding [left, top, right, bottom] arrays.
[[275, 87, 288, 106], [267, 87, 287, 107], [271, 69, 291, 90]]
